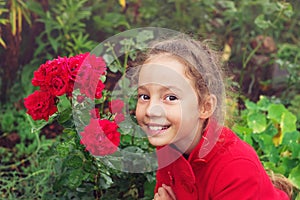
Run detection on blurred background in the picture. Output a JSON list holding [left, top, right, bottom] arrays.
[[0, 0, 299, 199]]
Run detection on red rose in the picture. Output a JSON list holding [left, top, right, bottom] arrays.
[[114, 113, 125, 124], [109, 99, 124, 113], [31, 63, 47, 88], [45, 69, 69, 96], [80, 119, 120, 156], [24, 90, 57, 121], [75, 54, 107, 99], [82, 54, 107, 76], [95, 81, 105, 99], [67, 53, 89, 81], [78, 72, 105, 99], [66, 80, 75, 97], [32, 57, 69, 96]]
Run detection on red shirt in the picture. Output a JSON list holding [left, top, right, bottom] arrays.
[[155, 125, 289, 200]]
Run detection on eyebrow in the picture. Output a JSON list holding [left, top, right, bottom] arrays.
[[137, 85, 183, 93]]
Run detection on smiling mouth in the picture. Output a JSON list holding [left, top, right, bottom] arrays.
[[145, 124, 171, 135]]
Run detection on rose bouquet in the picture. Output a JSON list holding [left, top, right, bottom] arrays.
[[24, 52, 124, 157], [22, 29, 158, 198]]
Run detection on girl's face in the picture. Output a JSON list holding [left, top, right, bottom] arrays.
[[136, 55, 207, 153]]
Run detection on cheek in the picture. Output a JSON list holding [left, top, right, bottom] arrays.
[[135, 104, 144, 122]]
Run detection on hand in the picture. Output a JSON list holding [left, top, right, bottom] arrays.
[[153, 184, 176, 200]]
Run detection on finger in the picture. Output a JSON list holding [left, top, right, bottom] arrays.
[[162, 184, 176, 200], [158, 186, 175, 199], [158, 187, 169, 197], [154, 192, 159, 199]]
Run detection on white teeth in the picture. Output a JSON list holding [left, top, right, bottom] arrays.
[[148, 126, 168, 131]]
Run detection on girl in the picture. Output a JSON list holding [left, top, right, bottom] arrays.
[[134, 36, 293, 199]]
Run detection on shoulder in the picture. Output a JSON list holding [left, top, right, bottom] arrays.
[[206, 128, 288, 199], [216, 127, 260, 161], [212, 158, 262, 197], [210, 127, 264, 175]]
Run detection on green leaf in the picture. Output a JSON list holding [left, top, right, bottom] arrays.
[[282, 131, 299, 145], [232, 124, 253, 138], [57, 95, 71, 112], [56, 141, 72, 157], [245, 100, 257, 111], [66, 169, 87, 189], [252, 133, 273, 152], [63, 128, 77, 137], [262, 123, 278, 137], [57, 95, 72, 124], [279, 2, 293, 18], [99, 173, 113, 189], [288, 165, 300, 189], [143, 179, 155, 198], [103, 54, 115, 65], [108, 62, 121, 73], [267, 104, 286, 123], [268, 146, 280, 163], [247, 112, 267, 133], [48, 37, 59, 53], [57, 108, 72, 124], [257, 96, 270, 111], [240, 132, 253, 146], [254, 14, 271, 30], [282, 131, 300, 159], [281, 110, 297, 134], [136, 30, 154, 43], [63, 155, 83, 169], [27, 0, 45, 16], [281, 157, 298, 175], [263, 161, 276, 172]]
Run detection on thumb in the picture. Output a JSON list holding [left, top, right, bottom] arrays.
[[162, 184, 176, 200]]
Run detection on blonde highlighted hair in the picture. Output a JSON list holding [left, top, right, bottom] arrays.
[[268, 170, 295, 199]]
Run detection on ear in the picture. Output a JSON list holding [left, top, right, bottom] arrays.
[[199, 94, 217, 119]]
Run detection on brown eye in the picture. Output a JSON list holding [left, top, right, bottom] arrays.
[[138, 94, 150, 101], [165, 95, 178, 101]]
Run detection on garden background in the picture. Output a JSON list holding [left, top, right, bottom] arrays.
[[0, 0, 300, 199]]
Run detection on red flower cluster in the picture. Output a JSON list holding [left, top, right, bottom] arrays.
[[80, 119, 120, 156], [23, 90, 58, 121], [24, 53, 107, 121], [24, 53, 122, 156]]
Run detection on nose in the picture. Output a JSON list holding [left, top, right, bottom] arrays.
[[146, 101, 165, 118]]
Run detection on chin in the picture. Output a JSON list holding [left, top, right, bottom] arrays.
[[148, 138, 167, 147]]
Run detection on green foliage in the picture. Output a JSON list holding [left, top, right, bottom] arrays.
[[288, 95, 300, 128], [232, 96, 300, 197], [0, 115, 55, 199], [0, 105, 42, 156], [275, 43, 300, 99], [28, 0, 96, 58]]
